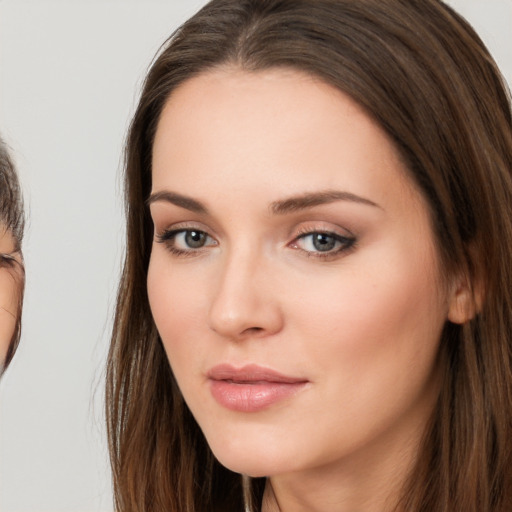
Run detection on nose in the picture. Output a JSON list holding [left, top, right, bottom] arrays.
[[207, 250, 284, 340]]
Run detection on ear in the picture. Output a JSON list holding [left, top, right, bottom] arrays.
[[447, 273, 484, 325]]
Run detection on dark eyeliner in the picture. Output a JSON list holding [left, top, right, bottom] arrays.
[[294, 230, 357, 260], [155, 228, 213, 257], [156, 228, 179, 244], [156, 229, 192, 257], [0, 253, 18, 269]]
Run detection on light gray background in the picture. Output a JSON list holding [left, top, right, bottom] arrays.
[[0, 1, 510, 511]]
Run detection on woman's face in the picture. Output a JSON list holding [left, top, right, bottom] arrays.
[[0, 225, 22, 366], [148, 68, 457, 479]]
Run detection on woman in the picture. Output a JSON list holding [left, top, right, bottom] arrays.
[[0, 137, 24, 375], [106, 1, 512, 511]]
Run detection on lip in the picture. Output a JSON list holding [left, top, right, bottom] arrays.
[[207, 364, 308, 412]]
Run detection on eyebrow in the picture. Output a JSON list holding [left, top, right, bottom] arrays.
[[270, 190, 380, 214], [146, 191, 209, 214], [146, 189, 380, 215]]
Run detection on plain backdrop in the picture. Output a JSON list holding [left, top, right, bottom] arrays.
[[0, 1, 510, 511]]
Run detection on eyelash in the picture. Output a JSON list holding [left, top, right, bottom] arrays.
[[292, 229, 356, 260], [155, 227, 356, 260], [156, 228, 217, 257], [0, 253, 18, 269]]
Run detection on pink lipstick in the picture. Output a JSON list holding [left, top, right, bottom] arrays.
[[207, 364, 308, 412]]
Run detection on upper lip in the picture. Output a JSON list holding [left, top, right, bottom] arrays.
[[207, 364, 308, 384]]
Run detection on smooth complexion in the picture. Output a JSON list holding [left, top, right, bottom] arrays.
[[147, 68, 466, 512], [0, 225, 22, 366]]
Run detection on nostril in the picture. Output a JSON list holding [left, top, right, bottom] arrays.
[[243, 326, 264, 335]]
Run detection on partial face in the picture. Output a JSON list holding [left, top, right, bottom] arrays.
[[148, 69, 454, 478], [0, 225, 22, 368]]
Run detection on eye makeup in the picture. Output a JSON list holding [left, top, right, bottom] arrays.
[[156, 227, 217, 257], [290, 229, 356, 260], [155, 224, 357, 262]]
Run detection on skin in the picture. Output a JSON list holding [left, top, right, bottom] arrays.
[[147, 68, 466, 512], [0, 224, 22, 367]]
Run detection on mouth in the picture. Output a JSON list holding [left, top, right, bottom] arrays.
[[207, 364, 308, 412]]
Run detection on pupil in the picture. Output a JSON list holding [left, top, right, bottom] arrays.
[[185, 231, 205, 248], [313, 233, 335, 252]]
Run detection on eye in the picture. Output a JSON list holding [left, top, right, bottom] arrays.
[[292, 231, 355, 257], [156, 228, 217, 255], [175, 230, 208, 249], [0, 253, 18, 269]]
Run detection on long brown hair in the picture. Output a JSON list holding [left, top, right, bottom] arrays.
[[106, 1, 512, 510], [0, 136, 25, 374]]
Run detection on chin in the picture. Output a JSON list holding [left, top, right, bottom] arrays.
[[214, 452, 278, 478], [205, 432, 297, 478]]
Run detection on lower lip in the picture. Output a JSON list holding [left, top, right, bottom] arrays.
[[209, 379, 306, 412]]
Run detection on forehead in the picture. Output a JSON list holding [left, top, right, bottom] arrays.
[[151, 67, 419, 211]]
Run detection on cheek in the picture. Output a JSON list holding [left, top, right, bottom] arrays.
[[146, 235, 447, 475], [291, 244, 447, 392], [147, 253, 207, 357]]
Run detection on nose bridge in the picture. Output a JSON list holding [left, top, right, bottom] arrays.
[[208, 243, 282, 339]]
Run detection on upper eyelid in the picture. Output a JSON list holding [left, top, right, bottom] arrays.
[[154, 221, 214, 235], [296, 230, 354, 241], [0, 258, 13, 269], [292, 230, 357, 255], [0, 253, 24, 273], [156, 227, 217, 245], [292, 222, 355, 238], [293, 230, 355, 246], [153, 220, 356, 242], [0, 252, 20, 263]]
